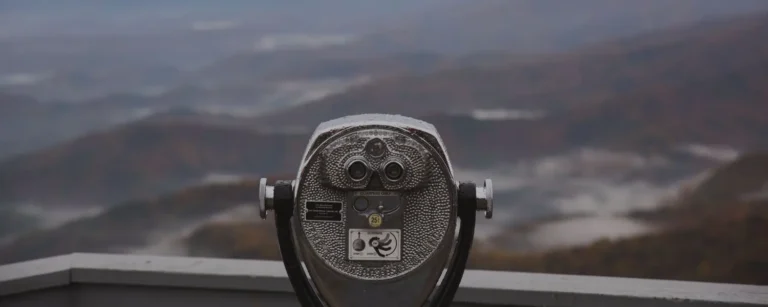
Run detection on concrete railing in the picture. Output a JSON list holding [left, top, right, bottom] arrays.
[[0, 253, 766, 307]]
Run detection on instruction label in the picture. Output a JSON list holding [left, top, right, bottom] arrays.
[[348, 228, 401, 261], [305, 201, 342, 222]]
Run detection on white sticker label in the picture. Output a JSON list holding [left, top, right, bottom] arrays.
[[348, 229, 401, 261]]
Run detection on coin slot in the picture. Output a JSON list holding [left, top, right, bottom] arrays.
[[353, 197, 369, 211], [349, 191, 401, 214]]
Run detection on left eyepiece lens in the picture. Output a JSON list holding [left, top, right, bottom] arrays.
[[348, 161, 368, 180]]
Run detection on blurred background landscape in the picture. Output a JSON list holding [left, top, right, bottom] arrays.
[[0, 0, 767, 285]]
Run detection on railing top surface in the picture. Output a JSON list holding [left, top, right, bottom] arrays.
[[1, 253, 766, 306]]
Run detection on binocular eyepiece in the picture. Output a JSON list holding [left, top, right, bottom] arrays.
[[259, 114, 493, 307]]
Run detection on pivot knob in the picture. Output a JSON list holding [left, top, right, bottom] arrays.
[[259, 178, 275, 219], [475, 179, 493, 219]]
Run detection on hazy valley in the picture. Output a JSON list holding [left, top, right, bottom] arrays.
[[1, 1, 767, 285]]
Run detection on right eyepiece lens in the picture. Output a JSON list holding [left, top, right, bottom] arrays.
[[384, 162, 403, 180], [348, 161, 368, 180]]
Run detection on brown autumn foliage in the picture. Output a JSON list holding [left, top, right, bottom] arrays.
[[470, 153, 768, 285], [186, 221, 280, 260], [469, 200, 768, 285], [0, 181, 263, 265], [0, 93, 41, 119], [683, 152, 768, 204], [631, 152, 768, 225], [0, 122, 307, 205]]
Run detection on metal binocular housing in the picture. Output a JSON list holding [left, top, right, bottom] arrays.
[[259, 114, 493, 307]]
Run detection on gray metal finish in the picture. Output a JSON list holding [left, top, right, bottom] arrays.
[[256, 114, 492, 307], [1, 253, 767, 307], [475, 179, 493, 219], [293, 121, 458, 307], [297, 127, 455, 279], [305, 114, 455, 175], [259, 178, 275, 219], [0, 254, 71, 296]]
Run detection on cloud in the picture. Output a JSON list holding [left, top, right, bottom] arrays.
[[127, 204, 259, 256], [0, 73, 52, 86], [200, 173, 247, 185], [0, 203, 105, 246], [550, 178, 674, 216], [676, 143, 740, 162], [526, 216, 655, 251], [271, 76, 371, 106], [13, 203, 105, 229], [189, 76, 370, 119], [457, 147, 702, 250], [456, 148, 673, 202], [253, 34, 354, 52], [470, 109, 547, 121]]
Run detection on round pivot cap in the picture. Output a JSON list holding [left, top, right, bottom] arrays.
[[476, 179, 493, 219], [259, 178, 274, 219]]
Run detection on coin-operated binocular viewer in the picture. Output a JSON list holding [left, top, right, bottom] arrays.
[[259, 114, 493, 307]]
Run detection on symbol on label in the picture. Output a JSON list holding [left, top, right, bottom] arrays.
[[348, 229, 401, 261], [352, 234, 366, 251], [369, 233, 395, 257], [368, 213, 382, 228]]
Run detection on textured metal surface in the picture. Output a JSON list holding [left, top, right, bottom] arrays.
[[295, 126, 455, 280], [289, 114, 461, 306], [303, 114, 455, 175], [318, 131, 432, 191]]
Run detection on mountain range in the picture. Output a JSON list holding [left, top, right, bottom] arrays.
[[0, 121, 305, 206], [1, 3, 767, 283], [2, 11, 768, 208], [259, 10, 768, 130], [5, 0, 768, 102], [0, 0, 448, 37], [354, 0, 768, 54], [0, 181, 265, 264]]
